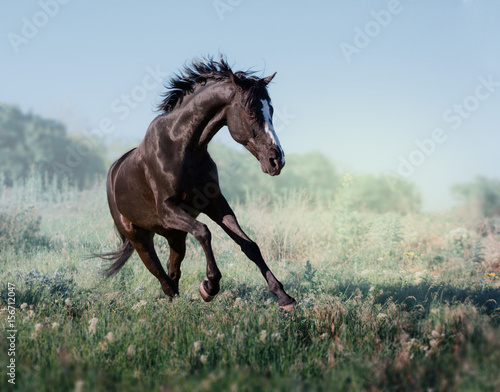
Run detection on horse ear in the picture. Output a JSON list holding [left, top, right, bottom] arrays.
[[229, 69, 240, 87], [262, 72, 277, 85]]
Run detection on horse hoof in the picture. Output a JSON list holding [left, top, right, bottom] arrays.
[[199, 280, 215, 302]]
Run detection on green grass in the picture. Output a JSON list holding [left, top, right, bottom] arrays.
[[1, 183, 500, 391]]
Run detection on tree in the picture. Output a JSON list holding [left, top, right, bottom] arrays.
[[350, 173, 421, 214], [0, 104, 106, 188], [452, 176, 500, 217]]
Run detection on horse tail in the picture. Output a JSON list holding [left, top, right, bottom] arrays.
[[97, 228, 135, 277]]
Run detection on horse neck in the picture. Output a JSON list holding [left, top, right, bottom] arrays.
[[168, 81, 234, 155]]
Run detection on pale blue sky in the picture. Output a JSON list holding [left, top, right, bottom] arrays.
[[2, 0, 500, 210]]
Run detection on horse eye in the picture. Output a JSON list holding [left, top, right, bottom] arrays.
[[247, 112, 256, 120]]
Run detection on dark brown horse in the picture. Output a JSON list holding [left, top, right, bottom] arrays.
[[101, 57, 296, 309]]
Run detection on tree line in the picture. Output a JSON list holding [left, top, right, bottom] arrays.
[[1, 104, 498, 216]]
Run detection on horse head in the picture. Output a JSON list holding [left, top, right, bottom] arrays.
[[225, 70, 285, 176]]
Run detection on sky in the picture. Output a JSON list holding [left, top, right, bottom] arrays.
[[2, 0, 500, 210]]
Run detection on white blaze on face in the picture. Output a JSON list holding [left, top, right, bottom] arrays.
[[260, 99, 285, 165]]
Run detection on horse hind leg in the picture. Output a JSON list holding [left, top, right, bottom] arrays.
[[129, 229, 178, 298], [107, 201, 177, 297], [114, 218, 177, 298]]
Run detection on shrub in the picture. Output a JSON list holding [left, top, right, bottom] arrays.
[[22, 268, 75, 296], [0, 205, 50, 251]]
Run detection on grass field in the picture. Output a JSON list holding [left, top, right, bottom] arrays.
[[1, 180, 500, 391]]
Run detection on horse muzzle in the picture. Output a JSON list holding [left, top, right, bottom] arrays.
[[260, 148, 285, 176]]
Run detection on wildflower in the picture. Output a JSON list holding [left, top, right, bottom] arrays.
[[200, 354, 208, 364], [20, 303, 28, 310], [414, 271, 426, 284], [52, 322, 60, 330], [132, 300, 147, 310], [342, 173, 353, 187], [98, 341, 108, 352], [65, 298, 71, 306], [260, 330, 267, 342], [319, 332, 328, 340], [377, 313, 388, 320], [105, 332, 115, 343], [234, 297, 244, 309], [217, 333, 225, 340], [28, 310, 35, 318], [258, 315, 265, 326], [127, 345, 135, 358], [75, 380, 84, 392], [33, 323, 42, 332], [271, 332, 283, 341], [193, 341, 201, 352], [88, 317, 98, 334]]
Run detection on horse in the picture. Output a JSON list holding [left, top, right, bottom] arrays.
[[100, 56, 296, 309]]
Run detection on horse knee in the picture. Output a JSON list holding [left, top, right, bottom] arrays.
[[194, 224, 211, 246]]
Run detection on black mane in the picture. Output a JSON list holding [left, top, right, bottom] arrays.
[[157, 56, 270, 114]]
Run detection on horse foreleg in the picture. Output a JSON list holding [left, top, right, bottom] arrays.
[[165, 230, 188, 290], [205, 195, 296, 308], [161, 200, 222, 301]]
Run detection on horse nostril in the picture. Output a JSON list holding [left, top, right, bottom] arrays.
[[269, 158, 278, 169]]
